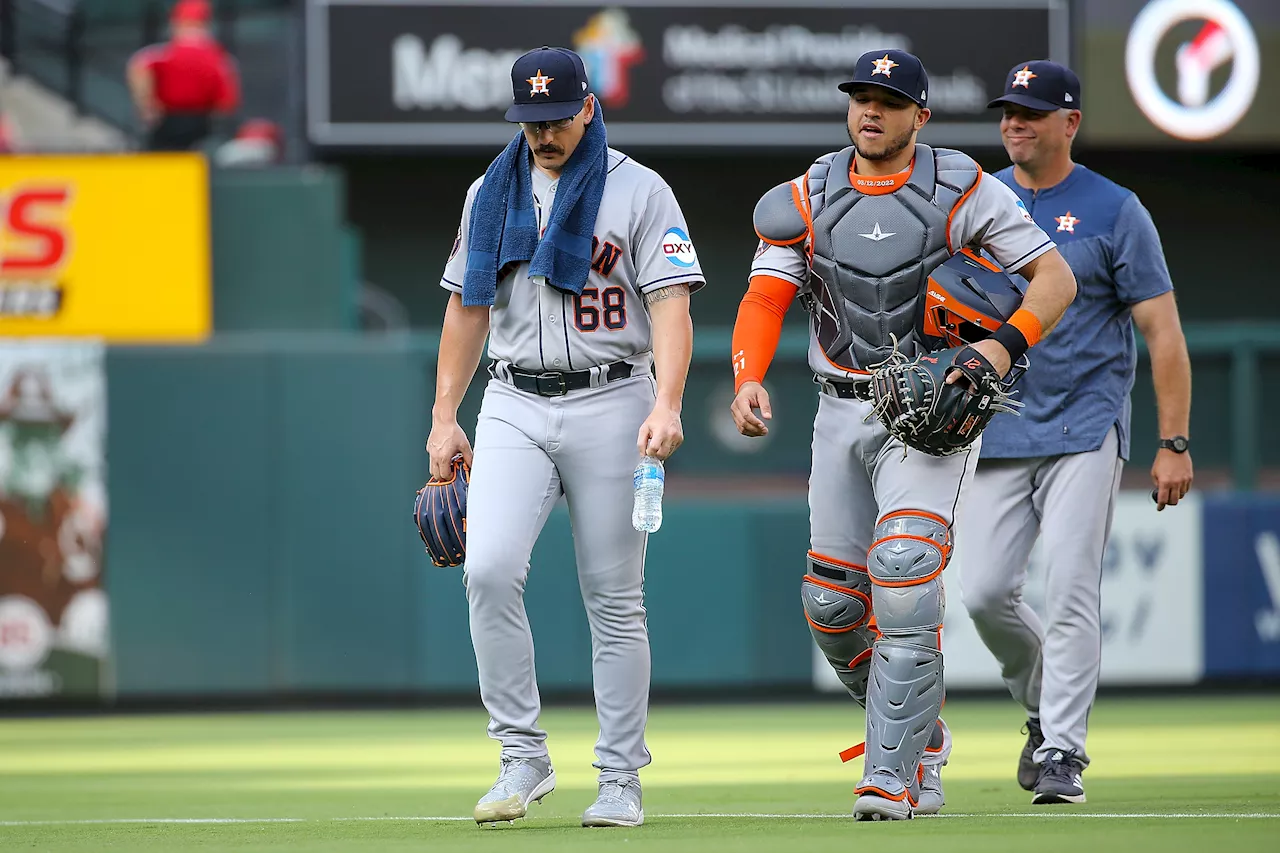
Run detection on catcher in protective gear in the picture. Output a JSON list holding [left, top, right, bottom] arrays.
[[414, 455, 470, 567], [867, 250, 1030, 457]]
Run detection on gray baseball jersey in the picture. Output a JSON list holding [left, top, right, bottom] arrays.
[[439, 147, 704, 781], [442, 149, 705, 371]]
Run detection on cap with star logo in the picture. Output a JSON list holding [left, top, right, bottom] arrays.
[[838, 49, 929, 107], [505, 46, 591, 123], [987, 60, 1081, 112]]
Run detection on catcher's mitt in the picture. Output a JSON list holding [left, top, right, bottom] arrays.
[[413, 456, 470, 567], [866, 341, 1023, 457]]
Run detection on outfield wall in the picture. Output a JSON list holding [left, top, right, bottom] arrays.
[[1, 336, 1278, 703]]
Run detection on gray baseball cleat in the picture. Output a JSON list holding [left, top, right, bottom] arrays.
[[1018, 717, 1045, 791], [473, 756, 556, 824], [582, 778, 644, 827], [915, 718, 951, 815], [853, 770, 916, 821], [1032, 749, 1086, 805]]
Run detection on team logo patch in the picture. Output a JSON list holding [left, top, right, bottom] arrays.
[[1012, 65, 1038, 89], [661, 227, 697, 268], [753, 239, 768, 259], [527, 69, 554, 96], [1015, 199, 1034, 223], [871, 54, 899, 77], [1055, 211, 1080, 233], [449, 225, 462, 260]]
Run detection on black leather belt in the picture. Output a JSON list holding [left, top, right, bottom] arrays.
[[818, 376, 873, 402], [507, 361, 634, 397]]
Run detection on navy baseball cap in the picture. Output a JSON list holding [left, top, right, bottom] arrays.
[[987, 60, 1081, 111], [505, 46, 590, 123], [838, 49, 929, 107]]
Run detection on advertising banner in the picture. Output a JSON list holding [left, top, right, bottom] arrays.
[[0, 154, 210, 342], [1079, 0, 1279, 145], [1201, 495, 1280, 677], [307, 0, 1069, 148], [0, 342, 110, 699], [815, 491, 1205, 691]]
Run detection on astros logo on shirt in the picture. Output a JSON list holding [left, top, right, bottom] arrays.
[[1055, 211, 1080, 233]]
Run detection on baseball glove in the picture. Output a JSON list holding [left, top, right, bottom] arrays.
[[413, 456, 470, 567], [866, 341, 1023, 457]]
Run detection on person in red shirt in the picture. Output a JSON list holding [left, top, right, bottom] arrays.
[[126, 0, 241, 151]]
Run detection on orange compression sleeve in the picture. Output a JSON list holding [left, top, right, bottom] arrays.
[[731, 275, 799, 392]]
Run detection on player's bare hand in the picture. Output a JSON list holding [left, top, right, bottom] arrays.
[[425, 419, 473, 480], [637, 403, 683, 460], [1151, 448, 1193, 511], [946, 338, 1012, 386], [730, 381, 772, 437]]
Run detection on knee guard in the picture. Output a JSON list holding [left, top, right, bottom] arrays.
[[801, 551, 875, 704], [857, 512, 950, 800]]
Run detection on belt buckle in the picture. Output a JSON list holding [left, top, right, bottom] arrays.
[[535, 372, 568, 396]]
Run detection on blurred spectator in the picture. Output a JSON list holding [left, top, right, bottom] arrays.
[[213, 118, 284, 167], [0, 113, 16, 153], [126, 0, 240, 151]]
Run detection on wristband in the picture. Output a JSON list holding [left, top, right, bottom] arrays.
[[990, 322, 1030, 364], [1007, 308, 1043, 347]]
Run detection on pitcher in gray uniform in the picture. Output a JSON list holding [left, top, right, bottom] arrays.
[[728, 49, 1077, 820], [426, 46, 703, 828], [956, 60, 1194, 806]]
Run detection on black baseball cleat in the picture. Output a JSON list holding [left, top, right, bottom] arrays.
[[1032, 749, 1086, 804], [1018, 717, 1045, 791]]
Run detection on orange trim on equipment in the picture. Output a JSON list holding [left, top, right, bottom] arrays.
[[840, 742, 866, 763], [959, 246, 1003, 272], [809, 550, 869, 573], [803, 575, 872, 631], [945, 167, 984, 254], [849, 648, 873, 669], [878, 509, 949, 528]]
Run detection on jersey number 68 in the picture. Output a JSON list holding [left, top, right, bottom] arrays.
[[574, 286, 627, 332]]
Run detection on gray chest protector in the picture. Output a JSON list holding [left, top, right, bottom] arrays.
[[754, 143, 980, 371]]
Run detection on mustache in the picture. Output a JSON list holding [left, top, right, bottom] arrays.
[[536, 145, 563, 155]]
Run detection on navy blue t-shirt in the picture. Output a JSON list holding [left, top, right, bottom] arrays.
[[981, 164, 1174, 461]]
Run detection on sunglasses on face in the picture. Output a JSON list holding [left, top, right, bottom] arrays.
[[521, 115, 577, 134]]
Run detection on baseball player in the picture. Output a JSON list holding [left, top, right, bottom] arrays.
[[426, 46, 703, 828], [729, 49, 1077, 820], [956, 61, 1193, 805]]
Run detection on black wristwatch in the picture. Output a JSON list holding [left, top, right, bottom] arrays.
[[1159, 435, 1190, 453]]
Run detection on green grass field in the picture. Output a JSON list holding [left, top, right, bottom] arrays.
[[1, 695, 1277, 851]]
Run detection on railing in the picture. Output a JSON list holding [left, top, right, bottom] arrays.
[[0, 0, 253, 135], [0, 0, 85, 111], [186, 321, 1280, 492], [690, 322, 1280, 491]]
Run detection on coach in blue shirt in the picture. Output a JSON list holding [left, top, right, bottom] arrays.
[[955, 61, 1194, 805]]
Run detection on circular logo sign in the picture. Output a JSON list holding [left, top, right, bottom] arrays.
[[1124, 0, 1260, 141], [661, 227, 697, 268]]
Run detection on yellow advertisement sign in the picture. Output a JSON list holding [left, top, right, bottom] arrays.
[[0, 154, 210, 342]]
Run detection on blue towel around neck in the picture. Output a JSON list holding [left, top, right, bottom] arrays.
[[461, 109, 609, 307]]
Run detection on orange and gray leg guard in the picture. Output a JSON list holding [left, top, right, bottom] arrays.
[[854, 512, 949, 820], [801, 552, 875, 706]]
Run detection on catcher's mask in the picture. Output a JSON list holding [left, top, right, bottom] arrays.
[[919, 248, 1026, 351], [917, 248, 1031, 388]]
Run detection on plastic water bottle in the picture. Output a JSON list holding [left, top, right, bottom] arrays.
[[632, 456, 665, 533]]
